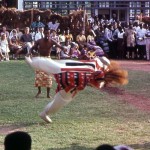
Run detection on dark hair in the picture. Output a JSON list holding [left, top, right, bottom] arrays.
[[44, 25, 50, 31], [96, 144, 115, 150], [4, 131, 32, 150]]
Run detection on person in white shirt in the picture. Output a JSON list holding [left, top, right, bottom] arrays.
[[105, 24, 116, 58], [136, 23, 147, 59], [1, 26, 9, 40], [0, 33, 10, 61], [34, 27, 44, 41], [117, 26, 125, 59], [50, 30, 61, 59], [59, 30, 66, 46]]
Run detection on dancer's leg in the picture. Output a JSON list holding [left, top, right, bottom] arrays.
[[35, 87, 41, 98], [39, 90, 74, 123]]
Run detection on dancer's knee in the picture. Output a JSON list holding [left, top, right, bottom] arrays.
[[57, 90, 73, 102]]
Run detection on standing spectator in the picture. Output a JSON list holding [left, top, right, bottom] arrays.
[[0, 26, 9, 39], [125, 24, 136, 59], [47, 19, 60, 31], [117, 26, 125, 59], [0, 33, 10, 61], [109, 13, 117, 23], [30, 15, 45, 31], [136, 23, 147, 60], [105, 24, 114, 58], [20, 27, 34, 55], [145, 25, 150, 60], [4, 131, 32, 150]]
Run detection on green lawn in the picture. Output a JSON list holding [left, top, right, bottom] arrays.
[[0, 60, 150, 150]]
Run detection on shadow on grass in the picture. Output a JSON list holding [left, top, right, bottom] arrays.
[[47, 143, 92, 150], [129, 142, 150, 150]]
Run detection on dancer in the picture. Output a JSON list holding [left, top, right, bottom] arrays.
[[25, 56, 128, 123]]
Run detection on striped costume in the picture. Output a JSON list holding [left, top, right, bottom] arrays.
[[25, 56, 109, 123]]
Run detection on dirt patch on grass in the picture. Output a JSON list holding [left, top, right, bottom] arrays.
[[103, 87, 150, 112], [104, 60, 150, 112], [117, 60, 150, 72], [0, 125, 25, 135]]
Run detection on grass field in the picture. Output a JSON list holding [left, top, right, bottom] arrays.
[[0, 60, 150, 150]]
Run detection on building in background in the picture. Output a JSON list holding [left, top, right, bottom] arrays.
[[1, 0, 150, 23]]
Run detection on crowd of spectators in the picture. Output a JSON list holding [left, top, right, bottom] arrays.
[[0, 14, 150, 61]]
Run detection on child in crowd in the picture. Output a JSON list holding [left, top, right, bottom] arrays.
[[70, 42, 81, 59], [0, 33, 10, 61]]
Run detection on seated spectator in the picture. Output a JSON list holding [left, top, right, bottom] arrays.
[[95, 144, 115, 150], [79, 44, 90, 60], [65, 28, 73, 43], [31, 27, 40, 41], [1, 26, 9, 39], [4, 131, 32, 150], [20, 27, 34, 55], [70, 42, 81, 59], [34, 27, 44, 41], [87, 29, 96, 45], [87, 48, 96, 59], [16, 27, 23, 40], [59, 30, 66, 46], [0, 33, 10, 61], [60, 40, 71, 59], [9, 29, 23, 59], [96, 144, 133, 150], [76, 30, 86, 50], [50, 29, 61, 59], [93, 45, 105, 58], [114, 145, 133, 150]]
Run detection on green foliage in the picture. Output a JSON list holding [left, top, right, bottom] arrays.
[[0, 60, 150, 150]]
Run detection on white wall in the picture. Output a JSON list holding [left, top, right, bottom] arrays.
[[18, 0, 23, 10]]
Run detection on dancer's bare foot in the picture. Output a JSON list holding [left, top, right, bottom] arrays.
[[35, 92, 41, 98]]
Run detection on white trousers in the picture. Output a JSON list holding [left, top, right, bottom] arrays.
[[42, 90, 75, 116]]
